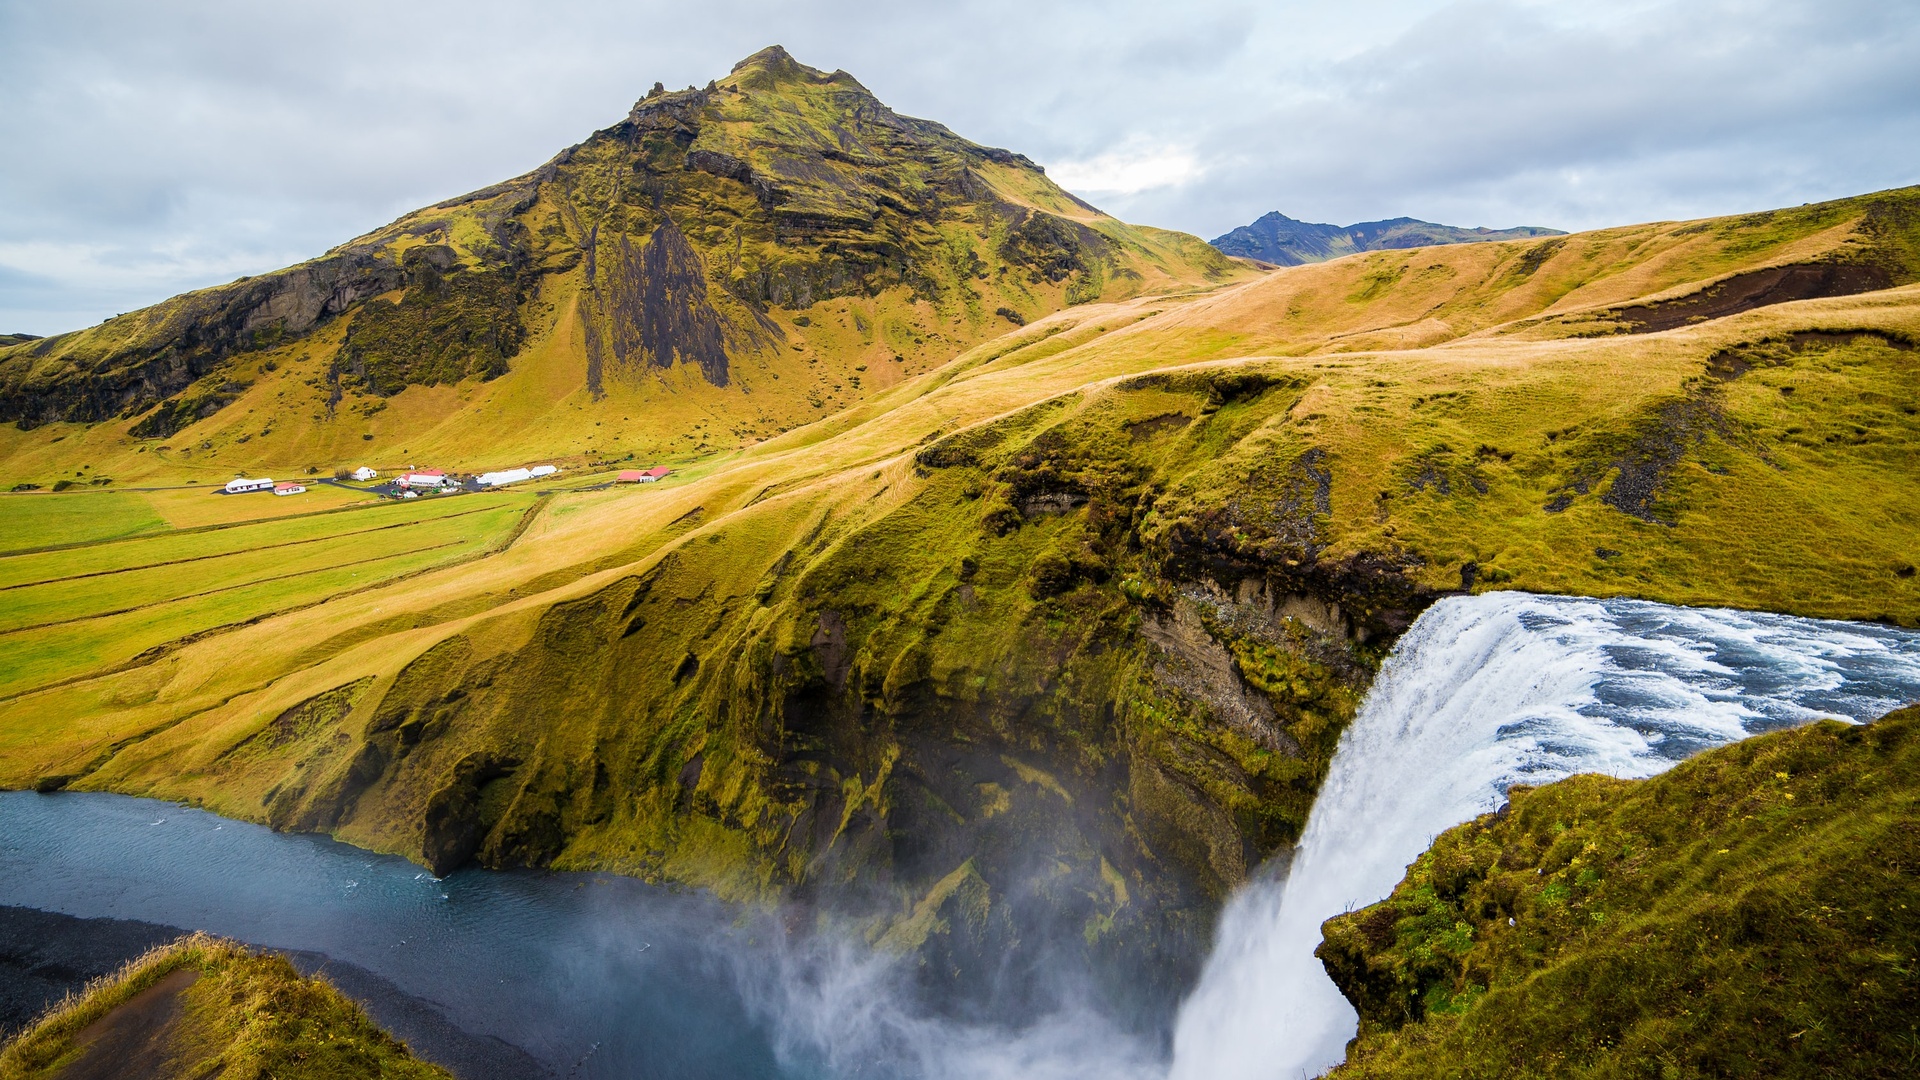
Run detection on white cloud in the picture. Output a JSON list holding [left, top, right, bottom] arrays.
[[1, 0, 1916, 334], [1048, 143, 1206, 196]]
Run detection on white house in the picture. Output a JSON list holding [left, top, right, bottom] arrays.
[[224, 477, 273, 494], [351, 466, 378, 482], [530, 465, 558, 478], [273, 482, 305, 496]]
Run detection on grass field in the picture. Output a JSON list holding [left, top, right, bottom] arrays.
[[0, 490, 537, 700], [0, 491, 170, 551]]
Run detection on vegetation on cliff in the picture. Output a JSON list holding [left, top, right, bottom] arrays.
[[1317, 704, 1920, 1079], [3, 98, 1920, 1008], [0, 934, 450, 1080]]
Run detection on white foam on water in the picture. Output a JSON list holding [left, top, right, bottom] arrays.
[[1166, 591, 1920, 1080]]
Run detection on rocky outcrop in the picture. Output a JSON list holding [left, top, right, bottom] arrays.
[[0, 251, 405, 428], [588, 219, 735, 387]]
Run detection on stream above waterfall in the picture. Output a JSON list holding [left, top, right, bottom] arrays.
[[1168, 591, 1920, 1080], [6, 593, 1919, 1079]]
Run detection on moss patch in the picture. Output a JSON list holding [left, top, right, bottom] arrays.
[[1319, 705, 1920, 1079]]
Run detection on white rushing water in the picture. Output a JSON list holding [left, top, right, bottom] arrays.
[[1166, 591, 1920, 1080]]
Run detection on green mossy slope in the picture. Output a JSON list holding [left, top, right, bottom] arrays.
[[1318, 706, 1920, 1080], [0, 934, 450, 1080]]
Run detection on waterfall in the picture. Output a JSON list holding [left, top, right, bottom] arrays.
[[1167, 591, 1920, 1080], [7, 592, 1919, 1079]]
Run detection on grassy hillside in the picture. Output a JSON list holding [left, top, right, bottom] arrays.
[[1, 184, 1918, 1010], [0, 487, 539, 703], [0, 934, 450, 1080], [0, 46, 1244, 489], [1317, 705, 1920, 1079]]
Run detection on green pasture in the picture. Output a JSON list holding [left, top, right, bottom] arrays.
[[0, 492, 534, 699], [0, 491, 170, 552]]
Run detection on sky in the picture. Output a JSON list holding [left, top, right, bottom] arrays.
[[2, 0, 1916, 336]]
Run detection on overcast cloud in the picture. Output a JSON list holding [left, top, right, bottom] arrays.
[[2, 0, 1916, 335]]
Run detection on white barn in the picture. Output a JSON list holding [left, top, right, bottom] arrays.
[[478, 468, 533, 487]]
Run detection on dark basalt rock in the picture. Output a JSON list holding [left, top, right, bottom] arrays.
[[1610, 261, 1894, 333], [0, 251, 405, 429]]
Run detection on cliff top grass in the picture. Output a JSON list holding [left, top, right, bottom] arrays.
[[1318, 704, 1920, 1080], [0, 933, 450, 1080]]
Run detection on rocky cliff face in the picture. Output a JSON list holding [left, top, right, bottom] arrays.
[[230, 364, 1439, 1017]]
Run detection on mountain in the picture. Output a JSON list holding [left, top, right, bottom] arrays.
[[1211, 210, 1564, 266], [1319, 704, 1920, 1078], [0, 45, 1241, 476], [4, 115, 1920, 1023]]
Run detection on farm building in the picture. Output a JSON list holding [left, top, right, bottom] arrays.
[[273, 482, 305, 496], [224, 477, 273, 494], [478, 468, 533, 487], [530, 465, 559, 477], [351, 466, 378, 481], [398, 470, 452, 489], [618, 467, 672, 483]]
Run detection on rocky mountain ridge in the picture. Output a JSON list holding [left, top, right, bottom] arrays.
[[0, 46, 1238, 466], [1211, 210, 1563, 266]]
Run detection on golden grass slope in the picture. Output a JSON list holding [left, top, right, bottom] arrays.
[[1, 186, 1918, 953]]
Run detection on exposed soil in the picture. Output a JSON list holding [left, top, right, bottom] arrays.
[[1613, 262, 1893, 333], [59, 966, 198, 1080], [1124, 412, 1193, 442]]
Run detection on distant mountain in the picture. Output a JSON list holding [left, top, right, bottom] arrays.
[[1210, 211, 1564, 266]]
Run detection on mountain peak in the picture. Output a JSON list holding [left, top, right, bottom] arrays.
[[730, 44, 804, 76], [1212, 211, 1564, 266], [722, 44, 859, 92], [0, 49, 1241, 438]]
